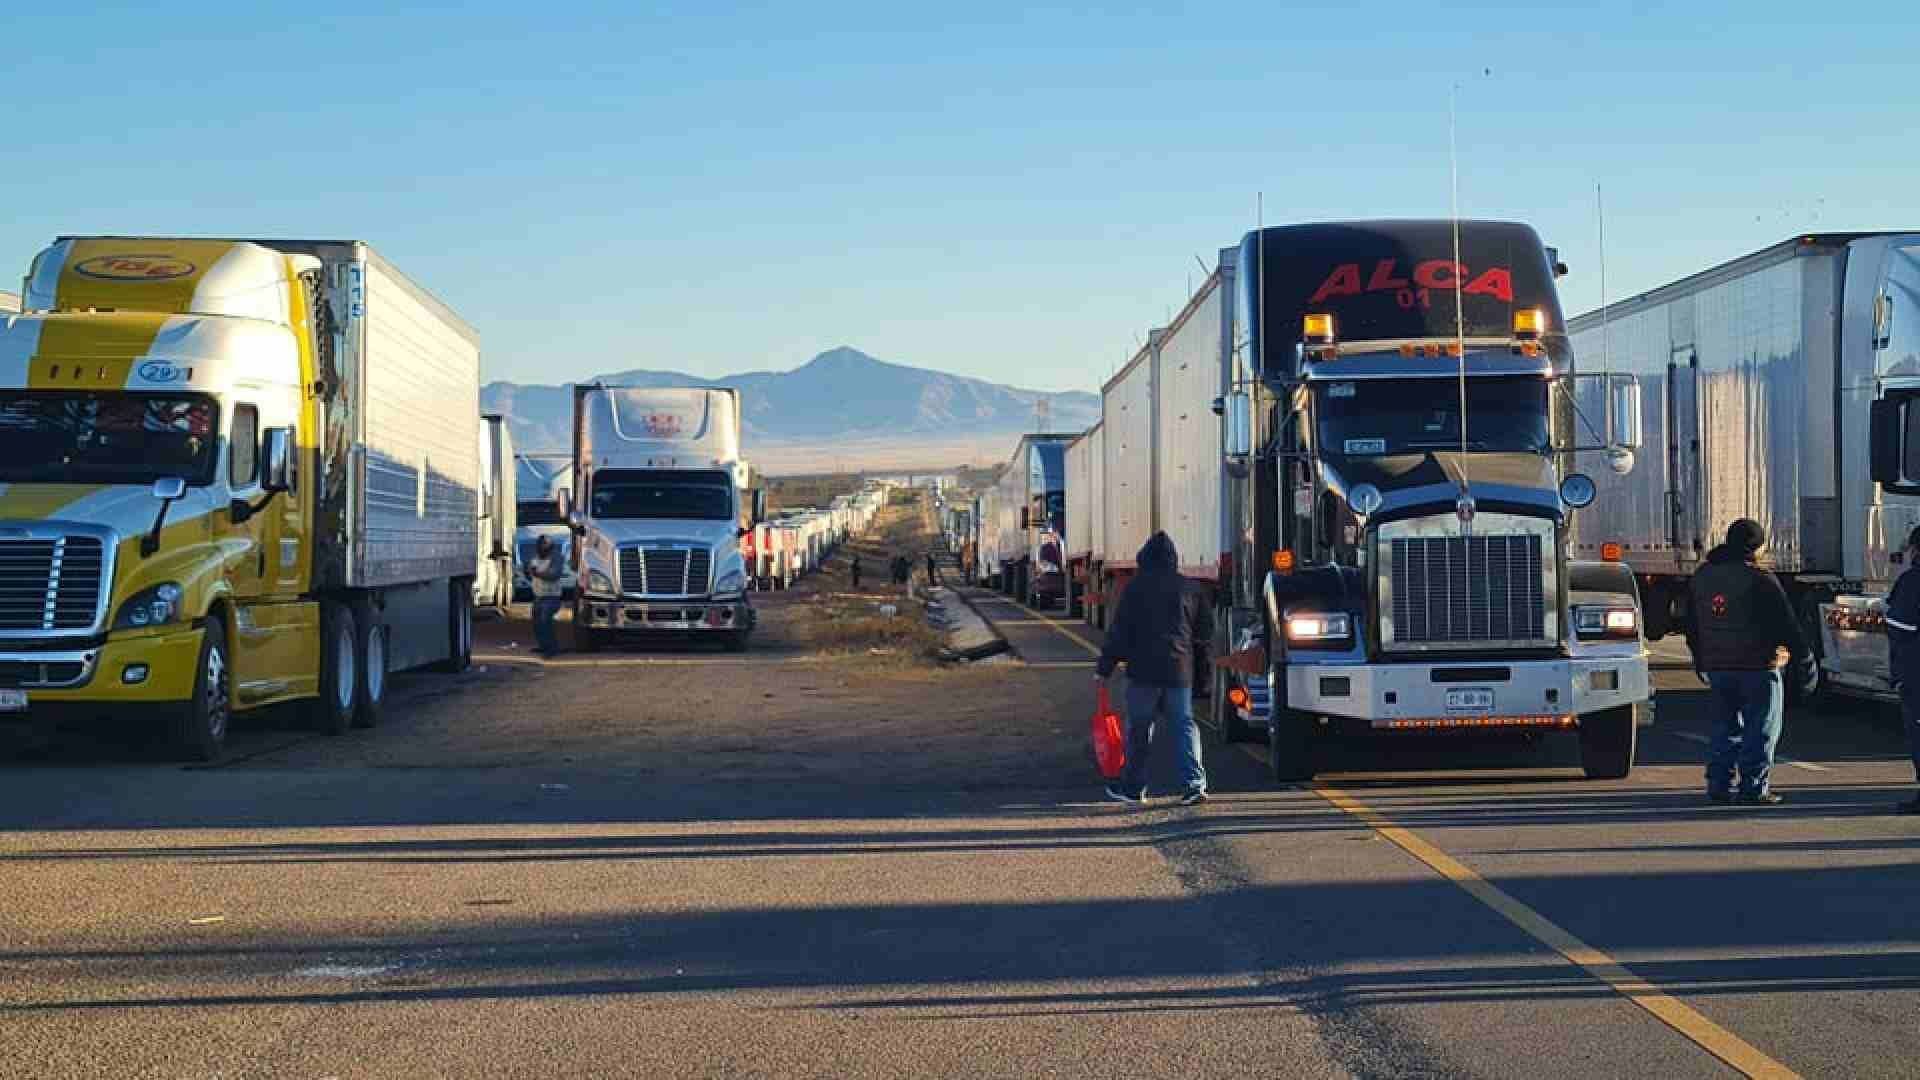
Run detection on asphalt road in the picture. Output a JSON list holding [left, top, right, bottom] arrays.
[[3, 592, 1917, 1078]]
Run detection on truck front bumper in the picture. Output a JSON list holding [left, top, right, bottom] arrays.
[[1283, 655, 1650, 730], [0, 625, 204, 716], [578, 595, 753, 633]]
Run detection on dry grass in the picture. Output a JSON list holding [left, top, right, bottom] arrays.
[[791, 598, 944, 662]]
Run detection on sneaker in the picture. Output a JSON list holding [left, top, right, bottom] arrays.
[[1707, 791, 1732, 805], [1179, 789, 1209, 807], [1104, 784, 1143, 805], [1736, 791, 1785, 806], [1894, 796, 1920, 815]]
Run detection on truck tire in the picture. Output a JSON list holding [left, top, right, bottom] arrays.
[[1267, 668, 1317, 782], [308, 600, 357, 736], [172, 617, 232, 763], [1578, 704, 1638, 779], [431, 581, 473, 674], [351, 596, 388, 729], [1787, 593, 1829, 708]]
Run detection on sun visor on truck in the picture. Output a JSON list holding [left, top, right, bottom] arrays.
[[1240, 220, 1564, 382]]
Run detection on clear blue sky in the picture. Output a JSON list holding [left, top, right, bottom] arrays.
[[2, 3, 1913, 392]]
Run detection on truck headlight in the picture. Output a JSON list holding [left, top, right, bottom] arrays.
[[589, 569, 614, 594], [1574, 605, 1639, 641], [115, 582, 185, 629], [1285, 611, 1351, 643], [714, 569, 746, 596]]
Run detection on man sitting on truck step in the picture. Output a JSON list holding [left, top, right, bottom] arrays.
[[1684, 519, 1815, 806], [1096, 531, 1211, 806]]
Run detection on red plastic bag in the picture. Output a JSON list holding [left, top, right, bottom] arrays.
[[1091, 683, 1126, 780]]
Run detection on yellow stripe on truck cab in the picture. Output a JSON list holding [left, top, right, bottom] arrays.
[[25, 312, 172, 389]]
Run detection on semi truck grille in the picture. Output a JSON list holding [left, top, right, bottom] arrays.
[[619, 546, 714, 597], [1387, 533, 1547, 646], [0, 536, 106, 633]]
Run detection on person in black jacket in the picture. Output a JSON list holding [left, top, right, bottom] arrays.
[[1095, 532, 1212, 805], [1685, 519, 1814, 805], [1880, 525, 1920, 815]]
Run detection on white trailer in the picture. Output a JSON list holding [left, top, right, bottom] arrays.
[[1569, 231, 1920, 702], [1064, 423, 1103, 619]]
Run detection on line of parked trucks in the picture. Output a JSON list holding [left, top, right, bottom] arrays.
[[969, 221, 1920, 783], [0, 236, 799, 759]]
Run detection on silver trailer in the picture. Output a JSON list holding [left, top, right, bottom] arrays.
[[1568, 231, 1920, 701], [1064, 423, 1103, 617]]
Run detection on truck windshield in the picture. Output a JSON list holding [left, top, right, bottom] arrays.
[[0, 391, 219, 485], [517, 501, 566, 527], [590, 468, 734, 520], [1316, 376, 1549, 457]]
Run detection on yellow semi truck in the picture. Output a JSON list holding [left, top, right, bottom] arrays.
[[0, 237, 481, 759]]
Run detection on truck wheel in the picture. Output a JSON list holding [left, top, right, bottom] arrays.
[[308, 601, 357, 735], [1267, 668, 1317, 782], [1578, 704, 1637, 779], [351, 596, 388, 729], [432, 582, 473, 674], [172, 618, 232, 762]]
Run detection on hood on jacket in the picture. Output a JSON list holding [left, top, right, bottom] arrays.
[[1705, 544, 1749, 566], [1138, 531, 1178, 574]]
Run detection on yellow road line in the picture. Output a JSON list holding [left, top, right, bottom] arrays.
[[1234, 744, 1797, 1078], [1012, 601, 1102, 657]]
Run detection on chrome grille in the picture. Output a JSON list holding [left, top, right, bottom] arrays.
[[0, 536, 106, 632], [1387, 533, 1546, 646], [618, 546, 713, 597]]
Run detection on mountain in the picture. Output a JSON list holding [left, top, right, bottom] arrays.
[[482, 346, 1101, 459]]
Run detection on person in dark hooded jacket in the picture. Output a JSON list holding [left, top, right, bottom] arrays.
[[1685, 519, 1813, 805], [1095, 531, 1212, 805]]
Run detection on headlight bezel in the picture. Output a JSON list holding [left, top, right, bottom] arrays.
[[588, 569, 615, 595], [714, 568, 747, 596], [114, 582, 186, 630], [1573, 604, 1639, 641], [1284, 610, 1354, 649]]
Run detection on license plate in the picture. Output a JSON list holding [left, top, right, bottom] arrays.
[[0, 689, 26, 712], [1445, 688, 1494, 712]]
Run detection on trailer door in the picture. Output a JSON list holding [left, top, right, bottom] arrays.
[[1668, 347, 1704, 564]]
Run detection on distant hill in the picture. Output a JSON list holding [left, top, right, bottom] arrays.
[[481, 346, 1100, 462]]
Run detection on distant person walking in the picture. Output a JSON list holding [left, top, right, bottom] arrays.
[[892, 555, 911, 586], [528, 535, 567, 657], [1095, 531, 1211, 806], [925, 551, 941, 586], [1880, 526, 1920, 815], [850, 555, 863, 590], [1685, 519, 1814, 805]]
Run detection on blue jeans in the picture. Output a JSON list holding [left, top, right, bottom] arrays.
[[532, 597, 563, 654], [1705, 670, 1783, 797], [1122, 681, 1206, 796]]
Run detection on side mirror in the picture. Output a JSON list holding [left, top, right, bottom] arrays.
[[1610, 378, 1643, 450], [141, 477, 187, 557], [151, 476, 187, 502], [1222, 391, 1252, 458], [752, 488, 768, 525], [1019, 507, 1032, 530], [261, 428, 293, 493], [1871, 398, 1902, 484], [556, 486, 573, 518]]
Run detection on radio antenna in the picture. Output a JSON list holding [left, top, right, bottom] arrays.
[[1596, 181, 1612, 445], [1449, 83, 1471, 491]]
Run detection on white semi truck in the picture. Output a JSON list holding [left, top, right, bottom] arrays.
[[560, 385, 764, 651], [1567, 231, 1920, 703]]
